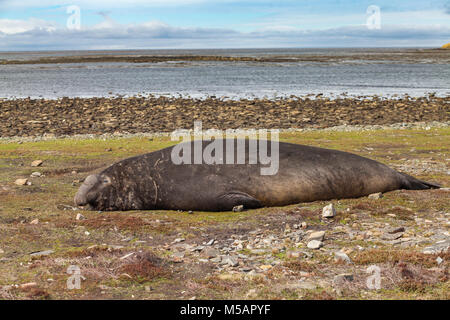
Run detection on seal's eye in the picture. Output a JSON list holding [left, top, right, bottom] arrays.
[[102, 176, 111, 184]]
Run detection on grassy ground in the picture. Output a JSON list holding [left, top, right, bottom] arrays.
[[0, 128, 448, 300]]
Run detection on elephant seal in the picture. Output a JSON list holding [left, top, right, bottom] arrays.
[[74, 139, 440, 211]]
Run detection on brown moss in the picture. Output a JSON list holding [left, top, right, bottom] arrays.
[[351, 249, 449, 267], [118, 252, 169, 283]]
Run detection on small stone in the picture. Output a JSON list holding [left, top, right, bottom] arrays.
[[0, 248, 4, 254], [232, 205, 244, 212], [333, 273, 354, 285], [436, 257, 443, 265], [30, 172, 42, 177], [334, 251, 352, 264], [322, 203, 336, 218], [259, 265, 272, 271], [76, 213, 86, 221], [187, 210, 194, 214], [173, 238, 185, 243], [203, 247, 219, 259], [15, 178, 28, 186], [368, 192, 383, 199], [223, 255, 239, 267], [206, 239, 215, 246], [307, 240, 323, 249], [307, 231, 325, 242], [381, 232, 403, 240], [20, 282, 37, 289], [387, 227, 405, 234], [30, 250, 54, 257], [30, 219, 39, 225], [31, 160, 43, 167], [300, 222, 307, 229]]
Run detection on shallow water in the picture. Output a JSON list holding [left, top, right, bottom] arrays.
[[1, 49, 449, 99]]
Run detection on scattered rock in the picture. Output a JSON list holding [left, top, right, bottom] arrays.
[[368, 192, 383, 199], [387, 227, 405, 234], [30, 172, 42, 177], [31, 160, 43, 167], [173, 238, 185, 244], [223, 255, 239, 267], [76, 213, 86, 221], [423, 239, 450, 254], [30, 219, 39, 225], [20, 282, 37, 289], [322, 203, 336, 218], [307, 231, 325, 242], [333, 273, 354, 285], [381, 232, 403, 240], [334, 251, 352, 264], [14, 178, 28, 186], [436, 257, 443, 265], [259, 265, 272, 271], [203, 247, 219, 259], [300, 221, 308, 229], [232, 205, 244, 212], [30, 250, 54, 257], [307, 240, 323, 249]]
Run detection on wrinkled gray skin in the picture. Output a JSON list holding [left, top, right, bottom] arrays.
[[74, 140, 440, 211]]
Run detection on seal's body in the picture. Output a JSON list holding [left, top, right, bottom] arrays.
[[74, 140, 439, 211]]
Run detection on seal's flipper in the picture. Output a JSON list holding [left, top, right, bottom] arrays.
[[217, 191, 262, 211], [399, 172, 441, 190]]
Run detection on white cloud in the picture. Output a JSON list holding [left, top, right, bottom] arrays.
[[0, 16, 449, 50], [0, 18, 57, 34]]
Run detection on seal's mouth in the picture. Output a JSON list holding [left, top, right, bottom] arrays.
[[74, 174, 99, 206]]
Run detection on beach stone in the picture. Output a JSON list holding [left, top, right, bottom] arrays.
[[300, 222, 308, 229], [203, 247, 219, 259], [30, 219, 39, 225], [76, 213, 86, 221], [232, 205, 244, 212], [423, 239, 450, 254], [30, 172, 42, 177], [334, 251, 352, 264], [31, 160, 43, 167], [436, 257, 443, 265], [223, 255, 239, 267], [368, 192, 383, 199], [30, 250, 54, 257], [333, 273, 354, 285], [307, 240, 323, 249], [322, 203, 336, 218], [20, 282, 37, 289], [307, 231, 325, 242], [14, 178, 28, 186], [381, 232, 403, 240]]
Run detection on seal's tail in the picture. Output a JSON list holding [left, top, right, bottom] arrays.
[[399, 172, 441, 190]]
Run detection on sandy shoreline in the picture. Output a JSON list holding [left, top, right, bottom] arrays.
[[1, 95, 448, 138]]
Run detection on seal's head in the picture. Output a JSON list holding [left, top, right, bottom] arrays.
[[74, 173, 119, 210]]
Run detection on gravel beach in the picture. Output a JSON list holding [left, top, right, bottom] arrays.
[[1, 95, 449, 138]]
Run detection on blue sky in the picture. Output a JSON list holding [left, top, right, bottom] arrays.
[[0, 0, 449, 50]]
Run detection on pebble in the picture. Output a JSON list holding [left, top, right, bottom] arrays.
[[307, 240, 323, 249], [30, 172, 42, 177], [30, 250, 54, 257], [30, 219, 39, 225], [232, 205, 244, 212], [436, 257, 443, 265], [31, 160, 43, 167], [307, 231, 325, 242], [203, 247, 219, 259], [322, 203, 336, 218], [334, 251, 352, 264], [173, 238, 185, 244], [14, 178, 29, 186], [20, 282, 37, 289], [368, 192, 383, 199], [76, 213, 86, 221], [223, 255, 239, 267], [300, 222, 308, 229]]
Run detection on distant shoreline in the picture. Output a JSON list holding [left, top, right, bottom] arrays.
[[1, 48, 449, 65]]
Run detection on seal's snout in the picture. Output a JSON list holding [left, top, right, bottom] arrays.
[[74, 174, 99, 206]]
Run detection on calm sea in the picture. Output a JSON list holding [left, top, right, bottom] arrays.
[[0, 48, 449, 99]]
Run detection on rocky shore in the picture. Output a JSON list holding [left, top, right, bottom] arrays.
[[1, 95, 449, 138]]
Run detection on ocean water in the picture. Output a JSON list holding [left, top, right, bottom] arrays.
[[0, 49, 449, 99]]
